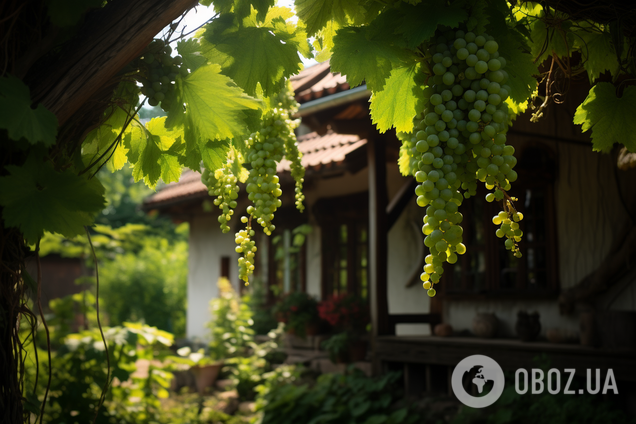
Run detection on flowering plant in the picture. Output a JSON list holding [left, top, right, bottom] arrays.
[[318, 294, 369, 332], [272, 291, 320, 337]]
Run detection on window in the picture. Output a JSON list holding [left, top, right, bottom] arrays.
[[442, 144, 558, 296], [323, 222, 369, 299], [266, 207, 307, 300], [314, 192, 370, 300], [269, 228, 305, 294]]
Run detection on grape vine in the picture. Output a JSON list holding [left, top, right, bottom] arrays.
[[202, 87, 304, 283], [135, 39, 188, 113], [405, 27, 524, 297]]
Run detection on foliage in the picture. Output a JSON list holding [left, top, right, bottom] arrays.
[[256, 369, 421, 424], [320, 332, 350, 363], [24, 322, 176, 424], [450, 380, 635, 424], [45, 290, 98, 347], [273, 291, 320, 337], [245, 277, 279, 336], [224, 324, 287, 401], [208, 278, 255, 360], [318, 293, 369, 332], [99, 234, 188, 337]]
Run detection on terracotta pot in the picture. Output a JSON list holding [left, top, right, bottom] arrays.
[[190, 363, 222, 395], [472, 313, 498, 338], [515, 311, 541, 342], [348, 340, 367, 362], [434, 323, 453, 337]]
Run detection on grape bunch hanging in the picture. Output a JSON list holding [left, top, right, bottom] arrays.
[[136, 39, 188, 112], [403, 28, 524, 297], [202, 87, 305, 283]]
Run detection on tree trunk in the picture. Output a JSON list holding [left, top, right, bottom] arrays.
[[1, 1, 198, 422]]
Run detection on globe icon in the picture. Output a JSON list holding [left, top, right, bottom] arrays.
[[465, 365, 495, 396], [451, 355, 505, 408]]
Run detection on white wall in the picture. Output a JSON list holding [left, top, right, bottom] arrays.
[[187, 213, 239, 341]]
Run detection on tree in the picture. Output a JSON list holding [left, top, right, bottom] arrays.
[[1, 0, 635, 422]]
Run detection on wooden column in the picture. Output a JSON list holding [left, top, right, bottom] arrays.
[[368, 137, 390, 352]]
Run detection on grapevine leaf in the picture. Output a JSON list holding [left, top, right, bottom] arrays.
[[146, 117, 185, 184], [573, 83, 636, 153], [466, 0, 489, 34], [0, 154, 105, 243], [574, 29, 619, 82], [46, 0, 102, 27], [202, 9, 307, 96], [398, 143, 413, 176], [124, 123, 161, 188], [294, 0, 360, 36], [234, 0, 276, 20], [0, 75, 58, 147], [312, 20, 340, 62], [331, 26, 410, 92], [177, 39, 207, 72], [487, 12, 538, 105], [201, 139, 231, 172], [370, 63, 422, 134], [530, 16, 575, 65], [377, 0, 468, 49], [178, 63, 260, 142]]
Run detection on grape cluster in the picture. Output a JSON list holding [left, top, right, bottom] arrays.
[[137, 39, 188, 112], [244, 114, 286, 236], [410, 28, 524, 297], [201, 162, 240, 233], [235, 217, 257, 284]]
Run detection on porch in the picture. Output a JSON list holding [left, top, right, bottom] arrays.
[[375, 335, 636, 396]]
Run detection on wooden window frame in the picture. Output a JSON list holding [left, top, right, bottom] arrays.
[[314, 192, 370, 301], [440, 143, 559, 299]]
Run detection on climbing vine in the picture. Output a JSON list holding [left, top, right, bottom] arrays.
[[0, 0, 635, 421]]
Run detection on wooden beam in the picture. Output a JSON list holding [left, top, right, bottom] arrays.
[[27, 0, 198, 126], [386, 178, 417, 231], [368, 137, 390, 345]]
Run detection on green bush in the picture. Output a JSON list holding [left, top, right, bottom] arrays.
[[256, 368, 421, 424], [24, 322, 177, 424], [207, 278, 255, 360]]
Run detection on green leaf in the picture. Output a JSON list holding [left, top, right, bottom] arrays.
[[179, 63, 260, 141], [201, 139, 231, 172], [487, 12, 538, 105], [177, 39, 208, 72], [530, 14, 574, 65], [466, 0, 489, 34], [384, 0, 468, 49], [0, 75, 58, 147], [46, 0, 102, 27], [202, 8, 307, 96], [363, 415, 388, 424], [388, 408, 408, 423], [124, 118, 184, 188], [0, 155, 105, 243], [295, 0, 360, 36], [370, 63, 422, 134], [573, 83, 636, 153], [330, 26, 410, 91], [312, 20, 340, 62], [574, 29, 619, 82]]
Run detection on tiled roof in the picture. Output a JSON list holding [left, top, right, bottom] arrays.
[[145, 130, 366, 209], [290, 61, 349, 103], [143, 170, 207, 209], [278, 130, 366, 172]]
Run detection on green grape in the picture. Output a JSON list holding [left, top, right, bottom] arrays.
[[407, 27, 522, 296], [236, 225, 257, 283], [202, 161, 240, 233]]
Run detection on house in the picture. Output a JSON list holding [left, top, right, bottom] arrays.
[[144, 62, 636, 397]]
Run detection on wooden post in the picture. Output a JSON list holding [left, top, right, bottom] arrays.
[[368, 136, 390, 374]]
